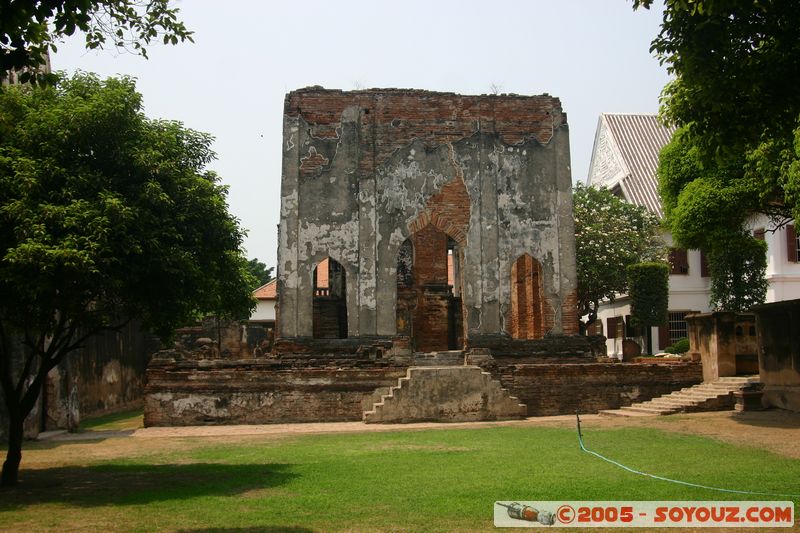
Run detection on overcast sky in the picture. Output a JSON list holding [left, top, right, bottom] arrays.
[[52, 0, 669, 269]]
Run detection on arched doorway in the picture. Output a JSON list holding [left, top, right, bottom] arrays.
[[395, 225, 464, 352], [509, 254, 545, 339], [312, 257, 347, 339]]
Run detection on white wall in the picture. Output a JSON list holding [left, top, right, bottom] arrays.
[[662, 233, 712, 313], [747, 215, 800, 303], [251, 299, 276, 321]]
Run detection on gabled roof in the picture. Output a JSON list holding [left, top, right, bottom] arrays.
[[586, 113, 676, 218], [253, 279, 276, 300]]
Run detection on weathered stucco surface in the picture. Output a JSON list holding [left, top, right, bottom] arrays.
[[363, 366, 526, 423], [277, 88, 580, 349], [754, 299, 800, 412]]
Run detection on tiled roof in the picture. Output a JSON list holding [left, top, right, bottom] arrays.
[[602, 113, 675, 218], [254, 279, 276, 299]]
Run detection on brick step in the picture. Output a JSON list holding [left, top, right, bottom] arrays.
[[598, 408, 657, 418], [644, 398, 704, 408], [619, 405, 676, 415], [606, 378, 758, 418]]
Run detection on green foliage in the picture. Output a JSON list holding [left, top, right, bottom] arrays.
[[665, 337, 690, 354], [0, 72, 253, 485], [635, 1, 791, 312], [573, 183, 665, 328], [627, 262, 669, 328], [246, 258, 274, 289], [637, 0, 800, 234], [658, 136, 769, 311], [707, 233, 768, 312], [659, 129, 764, 250], [1, 0, 193, 84]]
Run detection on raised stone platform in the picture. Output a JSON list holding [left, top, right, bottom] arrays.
[[144, 352, 702, 426], [363, 366, 526, 423]]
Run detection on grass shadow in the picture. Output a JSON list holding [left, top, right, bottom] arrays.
[[0, 462, 297, 509]]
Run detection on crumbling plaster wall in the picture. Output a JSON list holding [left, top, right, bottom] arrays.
[[277, 88, 578, 342]]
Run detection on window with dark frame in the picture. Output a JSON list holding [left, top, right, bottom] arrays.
[[700, 250, 709, 278], [788, 224, 800, 263], [606, 316, 623, 339], [668, 248, 689, 275]]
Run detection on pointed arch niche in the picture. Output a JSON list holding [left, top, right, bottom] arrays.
[[509, 254, 545, 340], [312, 257, 347, 339], [395, 224, 464, 352]]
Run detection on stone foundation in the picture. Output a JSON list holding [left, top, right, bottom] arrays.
[[144, 359, 405, 426], [491, 362, 702, 416], [145, 355, 702, 426]]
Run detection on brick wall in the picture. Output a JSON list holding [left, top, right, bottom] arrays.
[[279, 87, 578, 346], [410, 224, 450, 351], [312, 298, 346, 339], [509, 254, 545, 339], [145, 360, 405, 426], [494, 362, 702, 416], [284, 89, 565, 177], [144, 357, 701, 425]]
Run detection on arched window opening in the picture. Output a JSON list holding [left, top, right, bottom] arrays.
[[313, 257, 347, 339], [509, 254, 545, 339], [395, 226, 464, 352]]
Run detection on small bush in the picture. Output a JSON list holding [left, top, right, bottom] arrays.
[[665, 338, 690, 354]]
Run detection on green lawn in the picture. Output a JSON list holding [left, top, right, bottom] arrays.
[[78, 408, 144, 432], [1, 425, 798, 532]]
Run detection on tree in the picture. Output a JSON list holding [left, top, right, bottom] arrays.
[[707, 232, 768, 312], [246, 258, 274, 290], [627, 262, 669, 352], [634, 1, 800, 307], [1, 0, 193, 84], [0, 73, 255, 486], [658, 131, 768, 310], [573, 183, 665, 330]]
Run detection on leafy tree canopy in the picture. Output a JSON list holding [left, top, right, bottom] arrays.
[[0, 72, 254, 485], [1, 0, 193, 84], [246, 258, 274, 290], [573, 183, 665, 329], [635, 0, 800, 235]]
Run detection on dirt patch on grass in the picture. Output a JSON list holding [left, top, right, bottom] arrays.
[[647, 410, 800, 459], [570, 409, 800, 459], [30, 408, 800, 462]]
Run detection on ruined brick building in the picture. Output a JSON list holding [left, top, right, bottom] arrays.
[[276, 87, 580, 352], [144, 88, 703, 427]]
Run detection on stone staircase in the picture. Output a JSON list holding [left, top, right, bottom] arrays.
[[599, 376, 760, 418], [363, 366, 527, 423]]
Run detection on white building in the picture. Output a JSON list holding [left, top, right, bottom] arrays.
[[251, 279, 277, 325], [586, 113, 800, 356]]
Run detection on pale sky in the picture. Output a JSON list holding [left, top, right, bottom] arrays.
[[52, 0, 669, 269]]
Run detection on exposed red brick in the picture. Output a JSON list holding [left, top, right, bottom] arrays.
[[284, 88, 565, 177], [508, 255, 545, 339], [560, 289, 580, 335]]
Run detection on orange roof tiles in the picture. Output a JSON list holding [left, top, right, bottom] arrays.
[[253, 279, 276, 299]]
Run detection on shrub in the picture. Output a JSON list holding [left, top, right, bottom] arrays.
[[665, 338, 690, 354]]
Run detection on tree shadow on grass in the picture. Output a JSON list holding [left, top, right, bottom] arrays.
[[0, 462, 297, 509]]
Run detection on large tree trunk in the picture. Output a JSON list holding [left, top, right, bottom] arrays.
[[1, 413, 23, 486]]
